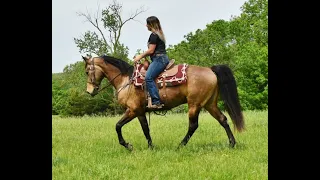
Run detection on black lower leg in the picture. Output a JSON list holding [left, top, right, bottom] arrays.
[[180, 119, 199, 146], [115, 110, 135, 150], [138, 116, 153, 148], [116, 123, 128, 147], [220, 117, 236, 147]]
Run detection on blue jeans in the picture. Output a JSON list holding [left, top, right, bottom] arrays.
[[145, 54, 169, 105]]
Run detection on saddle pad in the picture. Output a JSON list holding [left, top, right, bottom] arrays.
[[133, 63, 188, 87]]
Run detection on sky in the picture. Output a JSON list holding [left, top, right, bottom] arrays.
[[52, 0, 247, 73]]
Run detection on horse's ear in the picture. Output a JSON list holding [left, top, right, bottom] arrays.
[[82, 56, 88, 62]]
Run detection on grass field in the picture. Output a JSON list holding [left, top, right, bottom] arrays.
[[52, 110, 268, 180]]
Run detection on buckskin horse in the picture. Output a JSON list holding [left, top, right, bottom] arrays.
[[82, 55, 244, 151]]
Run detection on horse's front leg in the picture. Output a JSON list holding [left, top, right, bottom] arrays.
[[116, 108, 136, 151], [138, 115, 154, 149]]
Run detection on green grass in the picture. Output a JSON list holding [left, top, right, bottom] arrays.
[[52, 110, 268, 180]]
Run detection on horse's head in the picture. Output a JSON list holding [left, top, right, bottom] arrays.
[[82, 56, 105, 97]]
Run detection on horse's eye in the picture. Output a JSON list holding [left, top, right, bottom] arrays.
[[86, 71, 88, 75]]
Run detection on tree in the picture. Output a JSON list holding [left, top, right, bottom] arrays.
[[167, 20, 237, 69], [230, 0, 268, 110], [74, 0, 147, 60]]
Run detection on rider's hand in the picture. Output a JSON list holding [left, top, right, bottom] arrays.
[[133, 55, 141, 63]]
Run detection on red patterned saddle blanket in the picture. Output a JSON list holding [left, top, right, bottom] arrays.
[[133, 63, 188, 88]]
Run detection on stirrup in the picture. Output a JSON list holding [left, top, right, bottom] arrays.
[[148, 103, 164, 109]]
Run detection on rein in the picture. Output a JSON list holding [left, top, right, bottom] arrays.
[[98, 73, 122, 92]]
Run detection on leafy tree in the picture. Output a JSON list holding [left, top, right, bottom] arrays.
[[74, 0, 147, 60], [231, 0, 268, 110]]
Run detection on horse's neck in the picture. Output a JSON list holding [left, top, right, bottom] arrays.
[[113, 75, 129, 91], [103, 68, 128, 91]]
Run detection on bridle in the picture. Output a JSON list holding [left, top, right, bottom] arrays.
[[87, 57, 122, 92], [87, 57, 98, 88]]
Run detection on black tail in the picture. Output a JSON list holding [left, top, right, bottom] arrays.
[[211, 65, 245, 132]]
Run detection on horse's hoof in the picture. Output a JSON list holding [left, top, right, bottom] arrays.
[[229, 142, 236, 148], [148, 144, 154, 150], [126, 143, 133, 151], [177, 144, 185, 150]]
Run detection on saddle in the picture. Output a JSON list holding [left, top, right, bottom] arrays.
[[140, 59, 176, 80], [132, 59, 188, 109]]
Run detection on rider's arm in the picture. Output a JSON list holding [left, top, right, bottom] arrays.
[[134, 44, 156, 62]]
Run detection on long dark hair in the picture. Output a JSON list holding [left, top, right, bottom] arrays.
[[146, 16, 166, 43]]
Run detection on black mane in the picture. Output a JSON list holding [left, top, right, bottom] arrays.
[[101, 55, 134, 77]]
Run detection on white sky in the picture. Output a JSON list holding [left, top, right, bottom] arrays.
[[52, 0, 247, 73]]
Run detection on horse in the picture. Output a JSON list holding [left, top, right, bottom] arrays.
[[82, 55, 244, 151]]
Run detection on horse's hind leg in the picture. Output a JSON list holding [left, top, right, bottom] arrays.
[[178, 105, 201, 148], [206, 106, 236, 147], [137, 115, 153, 149], [205, 93, 236, 147]]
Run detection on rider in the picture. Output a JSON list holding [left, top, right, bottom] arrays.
[[134, 16, 169, 109]]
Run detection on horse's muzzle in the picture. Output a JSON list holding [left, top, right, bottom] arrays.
[[87, 87, 99, 97]]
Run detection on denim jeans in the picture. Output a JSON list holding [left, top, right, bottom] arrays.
[[145, 54, 169, 105]]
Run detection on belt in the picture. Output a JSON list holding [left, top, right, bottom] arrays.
[[152, 53, 166, 57]]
